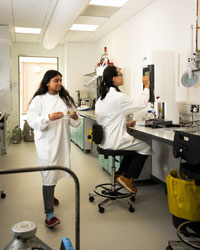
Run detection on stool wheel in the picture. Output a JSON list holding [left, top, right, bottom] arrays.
[[129, 205, 135, 213], [89, 196, 94, 202], [99, 206, 104, 213], [166, 246, 173, 250], [130, 196, 135, 202], [101, 190, 107, 195], [1, 192, 6, 199]]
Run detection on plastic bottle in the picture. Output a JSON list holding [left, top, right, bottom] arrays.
[[12, 126, 21, 144], [146, 110, 154, 121]]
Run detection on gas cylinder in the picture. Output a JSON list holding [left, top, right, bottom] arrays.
[[12, 126, 21, 144], [3, 221, 52, 250]]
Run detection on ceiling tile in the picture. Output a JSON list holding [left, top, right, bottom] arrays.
[[15, 33, 40, 43], [0, 0, 12, 25], [12, 0, 51, 28], [75, 16, 108, 25], [81, 5, 120, 18], [60, 30, 93, 43], [82, 0, 156, 43]]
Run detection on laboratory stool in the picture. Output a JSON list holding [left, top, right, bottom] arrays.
[[166, 130, 200, 250], [88, 123, 135, 214]]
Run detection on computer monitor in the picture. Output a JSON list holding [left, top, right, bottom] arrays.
[[143, 64, 155, 103]]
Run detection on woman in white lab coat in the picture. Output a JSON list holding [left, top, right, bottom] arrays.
[[27, 70, 80, 228], [95, 65, 151, 194]]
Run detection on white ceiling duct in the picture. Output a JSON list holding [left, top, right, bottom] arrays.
[[42, 0, 89, 50]]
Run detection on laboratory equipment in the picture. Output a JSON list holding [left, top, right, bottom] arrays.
[[0, 166, 80, 250], [23, 120, 34, 142], [81, 98, 91, 107], [145, 102, 173, 128], [4, 221, 52, 250], [96, 47, 114, 77], [76, 90, 88, 107], [181, 0, 200, 87], [143, 51, 179, 125]]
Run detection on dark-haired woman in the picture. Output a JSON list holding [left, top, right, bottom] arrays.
[[95, 65, 151, 194], [27, 70, 80, 228]]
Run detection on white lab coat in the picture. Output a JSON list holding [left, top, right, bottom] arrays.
[[27, 92, 81, 185], [95, 87, 151, 155]]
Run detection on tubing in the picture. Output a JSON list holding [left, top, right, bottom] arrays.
[[0, 166, 80, 250], [196, 0, 199, 52]]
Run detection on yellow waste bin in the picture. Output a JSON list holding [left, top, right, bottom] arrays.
[[166, 169, 200, 221]]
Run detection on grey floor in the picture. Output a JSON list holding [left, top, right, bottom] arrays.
[[0, 141, 188, 250]]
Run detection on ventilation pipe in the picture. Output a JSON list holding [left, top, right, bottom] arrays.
[[42, 0, 89, 50]]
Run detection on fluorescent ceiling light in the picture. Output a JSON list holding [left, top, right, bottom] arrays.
[[89, 0, 128, 7], [15, 27, 41, 34], [70, 24, 98, 31]]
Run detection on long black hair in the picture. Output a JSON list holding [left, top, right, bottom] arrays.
[[99, 65, 121, 100], [31, 70, 76, 108]]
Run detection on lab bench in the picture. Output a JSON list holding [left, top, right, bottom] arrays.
[[127, 125, 180, 183]]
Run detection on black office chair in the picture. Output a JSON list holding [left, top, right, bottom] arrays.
[[88, 123, 135, 213], [166, 130, 200, 250]]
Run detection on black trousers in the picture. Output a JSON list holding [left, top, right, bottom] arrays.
[[43, 185, 55, 214], [116, 153, 148, 179]]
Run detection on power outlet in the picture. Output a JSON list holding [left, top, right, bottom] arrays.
[[190, 105, 200, 113]]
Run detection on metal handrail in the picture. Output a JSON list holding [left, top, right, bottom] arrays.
[[0, 166, 80, 250]]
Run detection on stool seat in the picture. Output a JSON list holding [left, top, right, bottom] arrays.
[[97, 146, 136, 157]]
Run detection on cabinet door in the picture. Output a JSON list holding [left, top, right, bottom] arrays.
[[98, 154, 121, 175], [152, 139, 179, 182], [70, 117, 84, 150], [83, 116, 94, 152], [108, 156, 121, 175], [99, 154, 109, 171], [78, 117, 84, 149]]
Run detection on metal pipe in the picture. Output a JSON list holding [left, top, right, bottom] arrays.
[[0, 166, 80, 250], [196, 0, 199, 52]]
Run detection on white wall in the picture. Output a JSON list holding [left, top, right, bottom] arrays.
[[94, 0, 197, 105], [65, 42, 96, 102], [0, 26, 11, 114], [10, 43, 65, 131]]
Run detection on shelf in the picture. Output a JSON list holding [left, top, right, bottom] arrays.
[[84, 76, 97, 87], [84, 72, 96, 77]]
